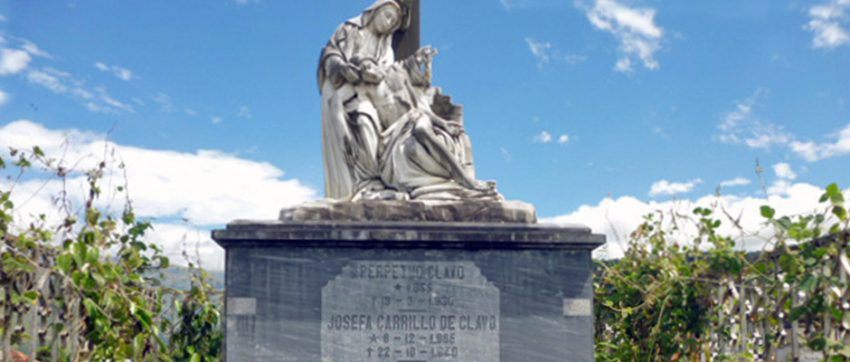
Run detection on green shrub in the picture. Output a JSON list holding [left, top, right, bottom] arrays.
[[595, 183, 850, 361], [0, 146, 222, 361]]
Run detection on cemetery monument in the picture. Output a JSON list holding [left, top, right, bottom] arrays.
[[213, 1, 605, 360]]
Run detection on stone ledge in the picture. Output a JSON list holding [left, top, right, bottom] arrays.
[[212, 220, 605, 250], [279, 199, 537, 223]]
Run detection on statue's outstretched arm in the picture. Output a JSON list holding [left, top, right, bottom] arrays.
[[411, 113, 486, 191]]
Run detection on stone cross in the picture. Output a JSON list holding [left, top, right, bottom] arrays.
[[393, 0, 420, 60]]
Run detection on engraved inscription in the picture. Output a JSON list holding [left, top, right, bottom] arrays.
[[321, 261, 500, 362]]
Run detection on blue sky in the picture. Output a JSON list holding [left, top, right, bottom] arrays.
[[1, 0, 849, 267]]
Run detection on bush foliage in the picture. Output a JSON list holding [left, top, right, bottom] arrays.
[[0, 147, 221, 361], [595, 183, 850, 361]]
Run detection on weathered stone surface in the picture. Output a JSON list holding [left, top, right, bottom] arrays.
[[321, 1, 502, 202], [279, 199, 537, 223], [215, 220, 601, 247], [213, 222, 605, 362]]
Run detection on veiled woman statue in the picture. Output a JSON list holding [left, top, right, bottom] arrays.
[[318, 0, 500, 201], [319, 0, 408, 200]]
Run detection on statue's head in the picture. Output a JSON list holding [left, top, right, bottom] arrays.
[[406, 47, 437, 87], [363, 0, 407, 35]]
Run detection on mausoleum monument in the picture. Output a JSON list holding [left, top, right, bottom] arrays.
[[213, 1, 605, 360]]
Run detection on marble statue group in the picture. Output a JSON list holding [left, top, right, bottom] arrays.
[[319, 0, 502, 202]]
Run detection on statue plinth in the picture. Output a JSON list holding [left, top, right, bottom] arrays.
[[280, 199, 537, 223], [213, 219, 604, 362]]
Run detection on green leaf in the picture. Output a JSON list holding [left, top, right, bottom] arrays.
[[808, 335, 827, 351], [23, 290, 38, 303], [760, 205, 775, 219], [74, 242, 88, 265], [122, 211, 135, 224], [159, 256, 170, 269], [32, 145, 45, 157], [86, 246, 100, 264], [780, 254, 799, 277], [92, 272, 106, 287], [134, 333, 146, 356], [83, 298, 99, 317], [826, 183, 844, 204], [833, 206, 847, 222], [777, 216, 793, 230], [800, 275, 817, 292], [790, 305, 808, 321], [134, 307, 153, 329], [57, 254, 73, 274]]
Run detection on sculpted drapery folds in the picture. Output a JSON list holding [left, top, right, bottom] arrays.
[[318, 0, 501, 201]]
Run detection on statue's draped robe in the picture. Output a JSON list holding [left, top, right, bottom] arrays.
[[318, 2, 397, 199], [378, 78, 475, 199], [319, 0, 496, 201]]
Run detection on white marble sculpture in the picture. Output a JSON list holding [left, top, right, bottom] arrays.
[[319, 0, 501, 201]]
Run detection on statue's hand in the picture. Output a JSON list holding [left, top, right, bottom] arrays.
[[361, 64, 386, 84], [326, 57, 361, 84], [415, 46, 439, 63], [339, 63, 362, 83], [444, 121, 464, 137]]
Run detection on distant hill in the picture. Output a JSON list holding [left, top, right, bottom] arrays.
[[156, 266, 225, 291]]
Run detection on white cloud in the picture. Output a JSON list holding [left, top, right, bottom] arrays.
[[0, 14, 7, 23], [649, 179, 702, 197], [806, 0, 850, 49], [717, 89, 793, 150], [790, 123, 850, 162], [564, 54, 589, 64], [534, 131, 553, 143], [0, 48, 32, 76], [718, 90, 850, 162], [19, 39, 51, 58], [0, 90, 8, 107], [500, 147, 512, 162], [211, 116, 223, 125], [544, 182, 838, 259], [94, 61, 136, 81], [525, 38, 552, 68], [719, 177, 751, 188], [652, 126, 670, 139], [576, 0, 664, 72], [146, 223, 224, 271], [152, 93, 176, 113], [558, 134, 570, 144], [773, 163, 797, 180], [0, 120, 319, 269], [767, 162, 799, 196], [237, 105, 252, 119], [524, 38, 586, 68], [26, 67, 133, 113], [26, 69, 68, 93]]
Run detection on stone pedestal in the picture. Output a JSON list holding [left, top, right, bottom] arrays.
[[213, 220, 604, 362]]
